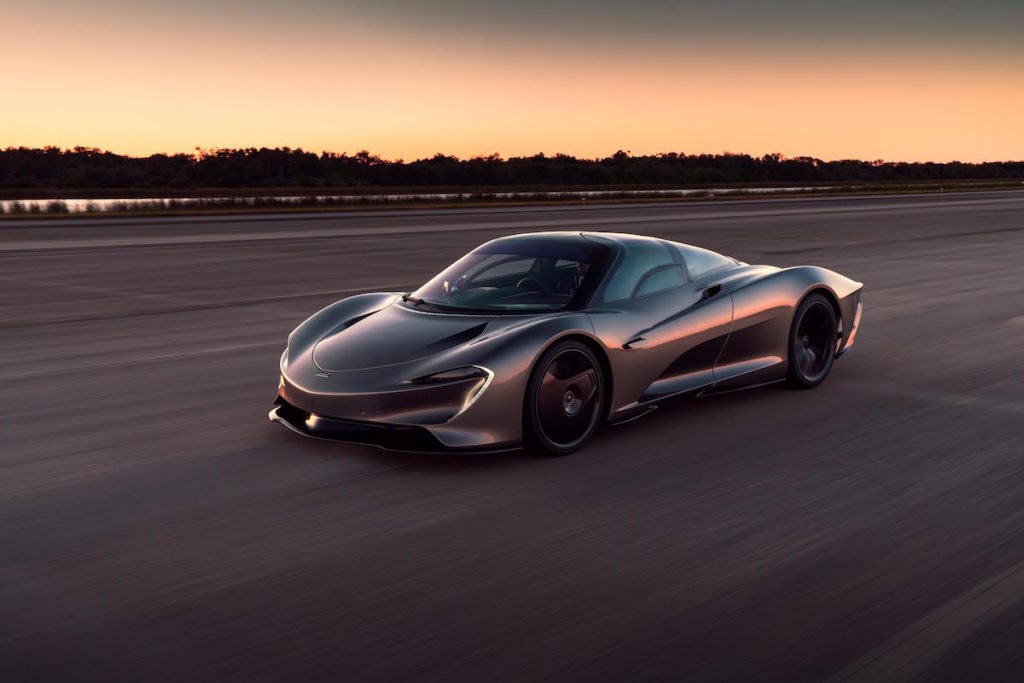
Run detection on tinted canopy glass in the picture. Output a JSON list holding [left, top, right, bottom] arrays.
[[597, 239, 677, 303], [673, 242, 736, 279], [409, 237, 607, 312]]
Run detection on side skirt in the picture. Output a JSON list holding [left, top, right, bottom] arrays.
[[607, 359, 786, 424]]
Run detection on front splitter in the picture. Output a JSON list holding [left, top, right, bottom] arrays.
[[269, 397, 518, 454]]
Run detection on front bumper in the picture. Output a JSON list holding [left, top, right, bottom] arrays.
[[269, 396, 517, 453]]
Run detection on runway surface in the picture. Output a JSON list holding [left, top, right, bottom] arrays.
[[2, 192, 1023, 681]]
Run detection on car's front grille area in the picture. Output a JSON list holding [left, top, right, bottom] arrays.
[[278, 373, 481, 425], [271, 397, 447, 452]]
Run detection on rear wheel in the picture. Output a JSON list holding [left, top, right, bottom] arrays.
[[786, 293, 838, 388], [525, 340, 604, 455]]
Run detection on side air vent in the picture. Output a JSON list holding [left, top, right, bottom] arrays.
[[701, 284, 722, 301]]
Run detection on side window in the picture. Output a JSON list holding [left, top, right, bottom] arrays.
[[599, 241, 675, 303], [674, 243, 734, 280], [635, 264, 685, 298]]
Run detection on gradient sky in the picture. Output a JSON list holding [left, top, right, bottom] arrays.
[[3, 0, 1022, 161]]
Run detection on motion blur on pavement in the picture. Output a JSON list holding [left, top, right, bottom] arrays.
[[2, 192, 1023, 681]]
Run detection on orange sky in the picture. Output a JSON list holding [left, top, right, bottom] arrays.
[[3, 2, 1023, 162]]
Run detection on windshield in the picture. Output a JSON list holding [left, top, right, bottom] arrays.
[[408, 238, 606, 312]]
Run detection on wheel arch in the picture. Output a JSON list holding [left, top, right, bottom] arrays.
[[802, 286, 841, 324], [525, 332, 615, 424], [799, 286, 843, 350]]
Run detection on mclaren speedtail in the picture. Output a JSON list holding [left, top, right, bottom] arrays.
[[271, 232, 863, 454]]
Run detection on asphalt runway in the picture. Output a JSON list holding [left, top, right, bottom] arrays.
[[2, 192, 1023, 681]]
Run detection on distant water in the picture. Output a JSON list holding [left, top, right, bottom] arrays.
[[0, 186, 833, 214]]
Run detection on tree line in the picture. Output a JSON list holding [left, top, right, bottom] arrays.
[[2, 147, 1022, 193]]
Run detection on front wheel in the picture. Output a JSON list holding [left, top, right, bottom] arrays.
[[525, 340, 605, 455], [786, 293, 838, 388]]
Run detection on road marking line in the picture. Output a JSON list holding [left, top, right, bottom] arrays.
[[3, 195, 1023, 252]]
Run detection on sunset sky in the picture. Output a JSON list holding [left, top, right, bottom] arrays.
[[3, 0, 1023, 162]]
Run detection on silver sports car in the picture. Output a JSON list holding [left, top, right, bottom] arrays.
[[271, 231, 863, 454]]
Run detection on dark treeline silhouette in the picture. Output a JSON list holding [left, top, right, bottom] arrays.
[[2, 147, 1022, 193]]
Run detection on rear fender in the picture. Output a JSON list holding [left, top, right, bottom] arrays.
[[715, 266, 862, 386]]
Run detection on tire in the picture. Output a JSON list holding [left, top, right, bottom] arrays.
[[525, 340, 605, 455], [786, 293, 838, 389]]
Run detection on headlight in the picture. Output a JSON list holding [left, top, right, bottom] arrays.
[[407, 366, 490, 384], [406, 366, 494, 418]]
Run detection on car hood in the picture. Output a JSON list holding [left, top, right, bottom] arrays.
[[312, 303, 495, 372]]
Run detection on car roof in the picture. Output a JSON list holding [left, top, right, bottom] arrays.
[[485, 231, 665, 249], [484, 231, 592, 248], [580, 231, 668, 248], [483, 231, 730, 264]]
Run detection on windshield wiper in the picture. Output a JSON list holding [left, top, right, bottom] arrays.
[[401, 294, 450, 312]]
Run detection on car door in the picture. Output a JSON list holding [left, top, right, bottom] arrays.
[[587, 240, 733, 414]]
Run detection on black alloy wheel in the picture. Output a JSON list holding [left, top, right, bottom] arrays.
[[525, 340, 605, 454], [787, 293, 838, 388]]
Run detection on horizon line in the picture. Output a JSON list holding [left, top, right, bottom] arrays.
[[4, 146, 1023, 166]]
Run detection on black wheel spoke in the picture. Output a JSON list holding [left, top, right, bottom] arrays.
[[799, 346, 816, 372], [536, 348, 602, 448], [562, 369, 597, 407]]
